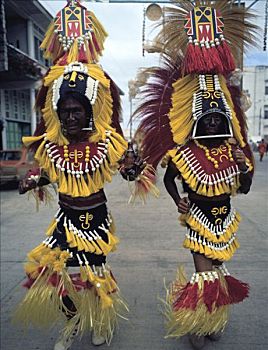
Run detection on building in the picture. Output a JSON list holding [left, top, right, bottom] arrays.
[[0, 0, 52, 150], [243, 66, 268, 142]]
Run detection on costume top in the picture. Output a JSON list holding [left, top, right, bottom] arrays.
[[25, 129, 126, 198], [23, 61, 128, 198], [169, 139, 253, 198]]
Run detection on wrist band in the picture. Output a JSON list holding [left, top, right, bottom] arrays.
[[239, 166, 250, 174]]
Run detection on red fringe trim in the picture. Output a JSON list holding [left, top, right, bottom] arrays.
[[171, 274, 249, 313], [37, 188, 45, 202], [172, 282, 199, 311], [22, 272, 94, 296], [87, 41, 95, 61], [203, 279, 219, 312], [183, 41, 235, 74], [23, 278, 35, 289], [78, 44, 88, 63], [201, 46, 214, 72], [225, 275, 249, 303], [48, 34, 57, 53], [217, 41, 236, 73], [210, 46, 224, 74], [216, 283, 231, 307], [182, 43, 208, 75], [58, 52, 68, 66]]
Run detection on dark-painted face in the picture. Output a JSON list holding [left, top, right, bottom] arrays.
[[58, 97, 87, 137], [198, 113, 223, 136]]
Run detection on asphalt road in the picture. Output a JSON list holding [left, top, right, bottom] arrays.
[[1, 153, 267, 350]]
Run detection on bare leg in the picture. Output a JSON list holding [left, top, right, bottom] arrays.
[[189, 254, 223, 348], [192, 253, 223, 344], [54, 296, 78, 350], [61, 295, 77, 320]]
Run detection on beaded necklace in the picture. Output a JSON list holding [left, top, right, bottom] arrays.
[[194, 140, 234, 169], [63, 144, 90, 164], [45, 130, 111, 178]]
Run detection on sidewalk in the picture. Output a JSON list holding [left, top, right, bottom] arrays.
[[1, 153, 267, 350]]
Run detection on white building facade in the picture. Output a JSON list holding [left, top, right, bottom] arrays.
[[243, 66, 268, 142], [0, 0, 52, 150]]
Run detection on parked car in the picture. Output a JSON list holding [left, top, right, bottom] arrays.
[[0, 148, 34, 186]]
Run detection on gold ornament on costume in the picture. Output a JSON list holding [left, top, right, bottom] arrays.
[[211, 206, 228, 216], [194, 140, 234, 169], [79, 212, 93, 229]]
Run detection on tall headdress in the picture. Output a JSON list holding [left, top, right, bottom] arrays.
[[25, 0, 124, 151], [41, 0, 107, 65], [135, 0, 258, 169]]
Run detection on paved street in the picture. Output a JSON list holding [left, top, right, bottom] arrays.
[[1, 153, 268, 350]]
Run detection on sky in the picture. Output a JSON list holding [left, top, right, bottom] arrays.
[[39, 0, 268, 131]]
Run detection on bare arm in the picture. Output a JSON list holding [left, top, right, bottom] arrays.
[[233, 148, 253, 194], [163, 160, 190, 213]]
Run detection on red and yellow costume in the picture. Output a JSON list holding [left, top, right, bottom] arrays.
[[14, 1, 152, 344], [134, 0, 257, 340]]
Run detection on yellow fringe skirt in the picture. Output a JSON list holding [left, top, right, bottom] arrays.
[[13, 203, 128, 344], [180, 197, 241, 261]]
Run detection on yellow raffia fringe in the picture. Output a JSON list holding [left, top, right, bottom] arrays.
[[180, 211, 241, 244], [168, 74, 248, 147], [23, 132, 127, 198], [40, 10, 108, 64], [219, 75, 246, 148], [128, 164, 160, 203], [14, 249, 72, 329], [168, 150, 241, 197], [22, 64, 123, 147], [63, 287, 128, 345], [168, 74, 199, 145], [15, 252, 128, 339], [27, 222, 118, 265], [27, 186, 55, 212], [62, 222, 119, 256], [182, 235, 240, 261], [163, 267, 229, 338]]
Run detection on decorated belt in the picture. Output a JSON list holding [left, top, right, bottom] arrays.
[[59, 189, 107, 210]]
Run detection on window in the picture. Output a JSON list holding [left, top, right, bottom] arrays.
[[6, 121, 30, 149], [265, 108, 268, 119], [4, 90, 31, 122], [33, 23, 50, 67], [265, 80, 268, 95], [34, 36, 42, 62]]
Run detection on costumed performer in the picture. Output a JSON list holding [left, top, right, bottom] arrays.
[[134, 1, 258, 348], [14, 1, 150, 349]]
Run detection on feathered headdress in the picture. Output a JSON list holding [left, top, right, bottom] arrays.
[[135, 0, 258, 168], [25, 0, 123, 151], [155, 0, 259, 75]]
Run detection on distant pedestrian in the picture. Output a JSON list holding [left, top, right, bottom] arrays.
[[258, 139, 267, 161]]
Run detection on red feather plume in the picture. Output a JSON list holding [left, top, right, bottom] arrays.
[[134, 56, 182, 168]]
